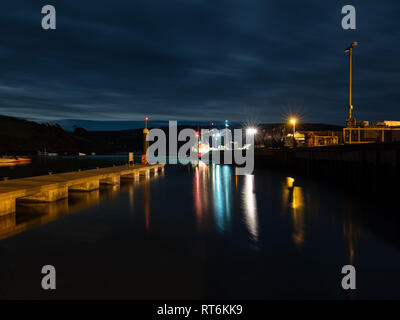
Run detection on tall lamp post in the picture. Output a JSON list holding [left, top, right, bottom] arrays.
[[345, 42, 358, 128], [143, 116, 149, 162]]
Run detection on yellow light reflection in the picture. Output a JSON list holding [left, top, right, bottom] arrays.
[[291, 186, 305, 247], [0, 190, 101, 241]]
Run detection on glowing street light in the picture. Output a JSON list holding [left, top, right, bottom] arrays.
[[290, 119, 296, 135], [246, 128, 257, 135]]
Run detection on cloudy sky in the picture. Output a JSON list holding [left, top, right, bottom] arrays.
[[0, 0, 399, 126]]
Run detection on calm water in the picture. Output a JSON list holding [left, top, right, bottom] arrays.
[[0, 156, 400, 299]]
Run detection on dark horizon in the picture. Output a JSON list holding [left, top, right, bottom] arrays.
[[1, 1, 400, 127]]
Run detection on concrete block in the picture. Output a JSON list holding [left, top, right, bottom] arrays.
[[69, 180, 99, 192], [100, 175, 120, 186], [20, 186, 68, 203], [140, 170, 150, 178]]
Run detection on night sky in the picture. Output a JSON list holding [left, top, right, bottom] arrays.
[[0, 0, 400, 127]]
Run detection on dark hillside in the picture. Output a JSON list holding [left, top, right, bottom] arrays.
[[0, 115, 114, 155]]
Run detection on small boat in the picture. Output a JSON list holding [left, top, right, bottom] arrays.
[[38, 149, 58, 156], [0, 157, 32, 166]]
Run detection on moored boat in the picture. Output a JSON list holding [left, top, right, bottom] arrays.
[[0, 156, 32, 165]]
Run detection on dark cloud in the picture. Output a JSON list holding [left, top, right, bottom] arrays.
[[0, 0, 399, 126]]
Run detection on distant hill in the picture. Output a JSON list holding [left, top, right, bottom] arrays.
[[0, 115, 344, 155], [0, 115, 115, 155], [49, 119, 228, 131]]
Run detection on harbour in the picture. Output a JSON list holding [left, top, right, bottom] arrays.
[[0, 157, 400, 299], [2, 0, 400, 305]]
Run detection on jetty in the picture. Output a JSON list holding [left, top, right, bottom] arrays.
[[0, 163, 165, 216]]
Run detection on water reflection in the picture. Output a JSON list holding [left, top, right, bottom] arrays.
[[3, 161, 400, 299], [342, 207, 362, 266], [193, 162, 209, 229], [291, 186, 305, 247], [129, 187, 134, 216], [242, 175, 258, 242], [0, 173, 158, 240], [69, 189, 100, 207], [0, 199, 70, 241], [283, 177, 306, 249], [211, 165, 232, 233], [0, 213, 16, 232], [192, 163, 259, 244], [192, 163, 234, 233], [143, 181, 150, 231]]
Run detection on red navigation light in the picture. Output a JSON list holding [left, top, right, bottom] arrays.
[[145, 116, 149, 121]]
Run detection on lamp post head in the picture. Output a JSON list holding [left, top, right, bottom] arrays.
[[344, 41, 358, 52], [290, 119, 296, 125], [246, 128, 257, 135]]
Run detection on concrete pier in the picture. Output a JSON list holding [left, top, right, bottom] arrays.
[[20, 186, 68, 202], [254, 142, 400, 195], [69, 180, 99, 192], [100, 175, 120, 186], [0, 163, 165, 216], [120, 171, 140, 181]]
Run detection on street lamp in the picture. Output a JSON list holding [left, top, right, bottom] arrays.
[[290, 119, 296, 135], [344, 41, 358, 127], [246, 128, 257, 135]]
